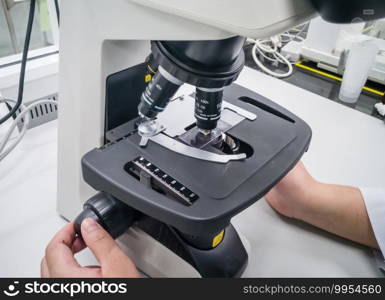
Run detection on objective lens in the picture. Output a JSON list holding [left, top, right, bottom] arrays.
[[194, 87, 224, 131], [138, 66, 183, 119]]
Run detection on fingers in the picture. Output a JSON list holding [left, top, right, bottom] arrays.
[[71, 237, 86, 253], [40, 257, 50, 278], [49, 222, 77, 248], [44, 222, 82, 276], [73, 266, 102, 278], [43, 219, 138, 278], [49, 222, 86, 254], [80, 218, 121, 265], [42, 221, 105, 278], [81, 219, 140, 277]]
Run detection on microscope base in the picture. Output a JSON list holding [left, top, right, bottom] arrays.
[[134, 215, 248, 278], [117, 223, 249, 278]]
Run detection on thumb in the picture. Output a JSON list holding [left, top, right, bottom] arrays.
[[81, 218, 121, 265]]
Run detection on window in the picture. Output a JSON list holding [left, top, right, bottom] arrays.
[[0, 0, 59, 63], [0, 0, 59, 104]]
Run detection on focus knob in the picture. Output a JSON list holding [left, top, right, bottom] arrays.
[[74, 192, 135, 239]]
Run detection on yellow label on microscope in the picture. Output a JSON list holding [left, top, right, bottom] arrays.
[[212, 230, 224, 248], [145, 74, 152, 82]]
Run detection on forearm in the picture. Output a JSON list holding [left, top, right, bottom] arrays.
[[298, 182, 379, 249]]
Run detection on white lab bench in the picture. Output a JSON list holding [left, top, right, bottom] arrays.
[[1, 67, 384, 277]]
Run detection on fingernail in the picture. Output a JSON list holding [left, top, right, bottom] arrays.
[[82, 218, 99, 233]]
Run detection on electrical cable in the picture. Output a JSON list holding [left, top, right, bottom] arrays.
[[250, 37, 293, 78], [248, 22, 308, 78], [0, 0, 36, 125], [54, 0, 60, 25], [280, 23, 308, 43], [0, 98, 58, 162], [0, 98, 29, 161], [280, 32, 305, 43]]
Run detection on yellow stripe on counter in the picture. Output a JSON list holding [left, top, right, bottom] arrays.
[[294, 62, 385, 97]]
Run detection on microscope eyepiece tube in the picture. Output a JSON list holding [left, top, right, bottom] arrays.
[[194, 87, 224, 132], [138, 66, 183, 120]]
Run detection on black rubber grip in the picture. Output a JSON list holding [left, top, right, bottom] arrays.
[[74, 192, 135, 239]]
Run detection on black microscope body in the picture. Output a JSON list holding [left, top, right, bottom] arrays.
[[75, 37, 312, 277], [73, 0, 385, 277]]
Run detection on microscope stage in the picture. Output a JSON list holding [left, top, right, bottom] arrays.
[[82, 84, 311, 236]]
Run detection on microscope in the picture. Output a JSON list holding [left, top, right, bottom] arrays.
[[57, 0, 385, 277]]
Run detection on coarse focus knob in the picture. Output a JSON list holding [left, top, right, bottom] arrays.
[[74, 192, 135, 239]]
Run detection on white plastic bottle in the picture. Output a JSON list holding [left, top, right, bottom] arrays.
[[339, 40, 379, 103]]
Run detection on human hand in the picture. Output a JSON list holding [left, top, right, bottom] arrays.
[[41, 218, 140, 278], [265, 161, 319, 220]]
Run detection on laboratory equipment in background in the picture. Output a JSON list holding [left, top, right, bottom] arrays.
[[57, 0, 385, 277], [282, 16, 385, 85], [339, 40, 379, 103]]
